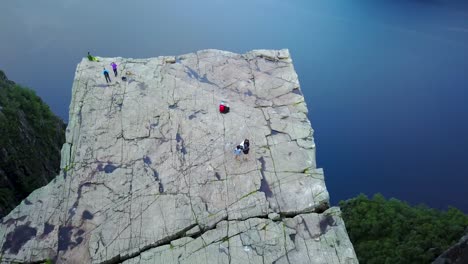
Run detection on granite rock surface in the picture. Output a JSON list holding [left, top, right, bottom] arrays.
[[433, 230, 468, 264], [0, 49, 357, 263]]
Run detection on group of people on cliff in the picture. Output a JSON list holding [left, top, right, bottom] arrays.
[[234, 139, 250, 160], [88, 52, 252, 160], [88, 52, 119, 84], [103, 62, 118, 84], [217, 102, 251, 160]]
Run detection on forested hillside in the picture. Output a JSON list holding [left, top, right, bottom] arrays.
[[0, 70, 65, 217], [341, 194, 468, 264]]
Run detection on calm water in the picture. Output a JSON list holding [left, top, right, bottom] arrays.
[[1, 0, 467, 211]]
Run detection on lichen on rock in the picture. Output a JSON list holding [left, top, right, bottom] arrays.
[[0, 49, 358, 264]]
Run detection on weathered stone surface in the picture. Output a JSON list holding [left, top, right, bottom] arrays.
[[0, 49, 357, 263], [433, 230, 468, 264], [120, 208, 356, 264]]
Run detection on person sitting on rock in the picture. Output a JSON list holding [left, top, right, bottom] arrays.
[[234, 145, 243, 160], [87, 52, 99, 62], [219, 101, 230, 113]]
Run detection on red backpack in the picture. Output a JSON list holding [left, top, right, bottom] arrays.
[[219, 104, 225, 113]]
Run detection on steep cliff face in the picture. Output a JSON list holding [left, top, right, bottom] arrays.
[[433, 231, 468, 264], [0, 71, 65, 217], [0, 50, 357, 263]]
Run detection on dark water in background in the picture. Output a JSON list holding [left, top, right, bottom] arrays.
[[1, 0, 467, 211]]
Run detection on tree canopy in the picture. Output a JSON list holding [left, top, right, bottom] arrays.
[[340, 194, 468, 264], [0, 70, 65, 217]]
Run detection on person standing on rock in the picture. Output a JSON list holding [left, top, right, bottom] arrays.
[[240, 139, 250, 160], [111, 62, 118, 77], [103, 68, 111, 83]]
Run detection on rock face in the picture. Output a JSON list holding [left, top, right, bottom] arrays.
[[433, 231, 468, 264], [0, 70, 65, 217], [0, 50, 358, 263]]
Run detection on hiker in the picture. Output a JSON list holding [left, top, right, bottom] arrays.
[[111, 62, 118, 77], [234, 145, 243, 160], [87, 52, 98, 62], [219, 101, 230, 114], [240, 139, 250, 160], [103, 68, 111, 83]]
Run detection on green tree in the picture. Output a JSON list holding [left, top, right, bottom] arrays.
[[340, 194, 468, 264], [0, 70, 65, 216]]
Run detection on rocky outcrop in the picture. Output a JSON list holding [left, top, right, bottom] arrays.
[[433, 230, 468, 264], [0, 70, 65, 217], [0, 50, 357, 263]]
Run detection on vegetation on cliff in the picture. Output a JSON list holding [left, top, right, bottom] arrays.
[[340, 194, 468, 264], [0, 70, 65, 217]]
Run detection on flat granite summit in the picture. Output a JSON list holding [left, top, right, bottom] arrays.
[[0, 49, 358, 263]]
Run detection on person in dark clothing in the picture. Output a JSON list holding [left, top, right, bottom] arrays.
[[240, 139, 250, 160], [103, 68, 111, 83], [111, 62, 118, 77]]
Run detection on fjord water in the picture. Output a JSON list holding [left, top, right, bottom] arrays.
[[1, 0, 467, 211]]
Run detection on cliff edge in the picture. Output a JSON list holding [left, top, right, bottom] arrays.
[[0, 49, 357, 263], [433, 230, 468, 264]]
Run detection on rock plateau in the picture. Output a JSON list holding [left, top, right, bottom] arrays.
[[0, 49, 357, 264]]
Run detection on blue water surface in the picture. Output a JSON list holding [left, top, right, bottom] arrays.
[[1, 0, 467, 211]]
